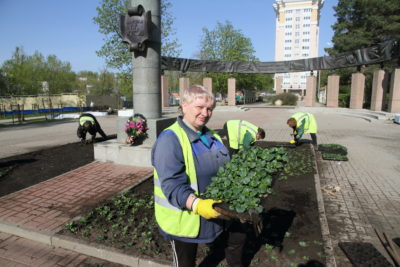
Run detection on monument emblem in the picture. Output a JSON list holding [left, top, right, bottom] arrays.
[[120, 5, 151, 52]]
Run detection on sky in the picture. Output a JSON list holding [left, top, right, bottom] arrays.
[[0, 0, 337, 73]]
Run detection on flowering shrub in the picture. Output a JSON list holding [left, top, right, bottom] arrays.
[[125, 116, 149, 144]]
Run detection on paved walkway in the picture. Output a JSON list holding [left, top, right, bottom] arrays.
[[0, 105, 399, 266], [0, 162, 152, 266]]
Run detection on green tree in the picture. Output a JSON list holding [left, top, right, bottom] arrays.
[[1, 47, 76, 96], [93, 0, 181, 73], [199, 21, 273, 93], [325, 0, 400, 109], [327, 0, 400, 54], [76, 71, 99, 94], [91, 69, 116, 95]]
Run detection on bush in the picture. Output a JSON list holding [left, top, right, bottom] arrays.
[[338, 93, 350, 107], [270, 93, 298, 106]]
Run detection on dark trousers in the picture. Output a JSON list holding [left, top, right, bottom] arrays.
[[171, 222, 247, 267], [310, 133, 317, 146]]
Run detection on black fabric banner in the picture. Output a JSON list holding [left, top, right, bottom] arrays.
[[161, 39, 400, 74]]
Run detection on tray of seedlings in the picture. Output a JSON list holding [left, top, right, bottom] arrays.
[[318, 144, 348, 161], [203, 146, 289, 232]]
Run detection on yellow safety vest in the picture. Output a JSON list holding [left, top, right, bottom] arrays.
[[291, 112, 317, 134], [226, 120, 258, 149], [79, 116, 95, 126], [154, 121, 222, 237]]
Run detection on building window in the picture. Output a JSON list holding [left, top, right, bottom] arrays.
[[295, 39, 300, 44], [285, 32, 292, 36], [302, 53, 309, 57], [295, 32, 300, 37], [284, 47, 292, 50], [284, 54, 291, 58], [295, 24, 300, 29], [302, 38, 310, 42], [304, 8, 312, 13], [303, 16, 310, 20], [303, 24, 310, 28], [296, 9, 301, 14], [302, 46, 309, 50], [286, 17, 292, 21], [303, 31, 310, 35], [285, 39, 292, 43], [285, 25, 292, 29], [295, 17, 300, 22]]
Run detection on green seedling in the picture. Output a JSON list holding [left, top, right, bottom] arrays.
[[302, 255, 310, 261], [265, 244, 274, 252], [313, 240, 323, 246], [288, 249, 296, 255], [82, 231, 90, 237], [285, 232, 291, 238], [65, 222, 77, 233], [299, 241, 308, 247], [270, 255, 278, 261]]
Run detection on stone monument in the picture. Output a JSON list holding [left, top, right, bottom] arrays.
[[95, 0, 175, 167]]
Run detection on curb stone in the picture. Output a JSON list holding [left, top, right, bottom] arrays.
[[311, 146, 337, 267], [0, 220, 170, 267]]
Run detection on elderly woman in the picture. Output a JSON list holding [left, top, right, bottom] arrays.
[[152, 85, 245, 267]]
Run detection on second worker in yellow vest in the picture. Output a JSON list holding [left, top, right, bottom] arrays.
[[223, 120, 265, 155], [287, 112, 318, 147]]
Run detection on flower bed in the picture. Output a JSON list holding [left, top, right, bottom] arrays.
[[58, 142, 326, 266]]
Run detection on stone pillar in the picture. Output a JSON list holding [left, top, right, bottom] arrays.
[[304, 76, 317, 107], [326, 75, 340, 108], [227, 77, 236, 106], [388, 68, 400, 113], [161, 75, 169, 107], [350, 72, 365, 109], [179, 77, 190, 103], [370, 69, 386, 111], [275, 76, 283, 95], [132, 0, 161, 119], [203, 77, 212, 93]]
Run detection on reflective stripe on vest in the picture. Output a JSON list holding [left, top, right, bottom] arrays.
[[291, 112, 317, 134], [79, 116, 95, 126], [153, 121, 222, 238], [227, 120, 257, 149]]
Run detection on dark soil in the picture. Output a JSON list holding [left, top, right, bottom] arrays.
[[57, 141, 326, 267], [0, 142, 94, 197], [0, 135, 115, 197]]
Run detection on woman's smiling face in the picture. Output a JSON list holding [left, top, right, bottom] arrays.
[[182, 96, 214, 132]]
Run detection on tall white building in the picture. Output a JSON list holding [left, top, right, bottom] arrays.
[[273, 0, 324, 95]]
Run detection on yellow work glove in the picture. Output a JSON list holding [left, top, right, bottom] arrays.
[[289, 139, 296, 144], [193, 199, 221, 220]]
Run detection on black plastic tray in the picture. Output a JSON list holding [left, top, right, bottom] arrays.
[[339, 242, 393, 267]]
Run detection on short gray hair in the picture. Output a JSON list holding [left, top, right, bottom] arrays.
[[181, 85, 215, 107]]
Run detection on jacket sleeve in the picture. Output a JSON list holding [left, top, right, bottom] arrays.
[[151, 131, 194, 210], [242, 131, 253, 148], [296, 119, 305, 139]]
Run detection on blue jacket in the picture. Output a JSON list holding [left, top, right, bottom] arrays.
[[151, 117, 230, 243]]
